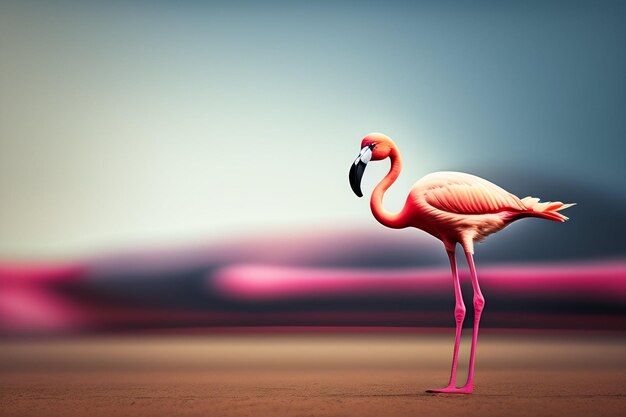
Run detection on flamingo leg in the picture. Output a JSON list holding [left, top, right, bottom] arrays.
[[427, 249, 467, 394], [462, 251, 485, 392]]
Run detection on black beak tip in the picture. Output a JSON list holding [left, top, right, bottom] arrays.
[[349, 160, 367, 198]]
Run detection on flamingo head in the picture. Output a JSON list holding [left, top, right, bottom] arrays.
[[349, 133, 396, 197]]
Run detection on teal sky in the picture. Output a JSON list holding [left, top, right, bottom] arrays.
[[1, 1, 625, 258]]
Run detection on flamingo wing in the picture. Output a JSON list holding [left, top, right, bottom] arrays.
[[421, 172, 526, 215]]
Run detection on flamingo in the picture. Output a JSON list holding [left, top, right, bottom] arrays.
[[348, 133, 574, 394]]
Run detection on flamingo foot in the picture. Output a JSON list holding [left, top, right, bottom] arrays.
[[426, 384, 473, 394]]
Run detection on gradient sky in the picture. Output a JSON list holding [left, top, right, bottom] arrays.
[[1, 1, 625, 258]]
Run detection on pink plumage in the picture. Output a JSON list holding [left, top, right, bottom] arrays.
[[406, 171, 574, 253], [348, 132, 575, 394]]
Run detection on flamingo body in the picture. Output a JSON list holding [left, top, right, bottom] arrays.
[[402, 171, 573, 253], [348, 133, 574, 394]]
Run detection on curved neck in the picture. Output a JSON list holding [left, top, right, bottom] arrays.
[[370, 148, 405, 229]]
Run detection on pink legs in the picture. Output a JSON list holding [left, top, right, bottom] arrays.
[[428, 250, 485, 394], [464, 251, 485, 391], [427, 249, 467, 393]]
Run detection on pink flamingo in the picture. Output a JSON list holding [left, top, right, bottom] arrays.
[[348, 133, 574, 394]]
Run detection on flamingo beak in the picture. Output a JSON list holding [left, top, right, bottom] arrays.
[[349, 146, 372, 198]]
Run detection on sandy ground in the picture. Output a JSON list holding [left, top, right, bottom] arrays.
[[1, 332, 625, 417]]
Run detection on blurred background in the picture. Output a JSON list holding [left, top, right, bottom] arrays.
[[1, 0, 625, 336]]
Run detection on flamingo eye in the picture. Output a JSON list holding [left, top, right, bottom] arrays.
[[368, 143, 376, 149]]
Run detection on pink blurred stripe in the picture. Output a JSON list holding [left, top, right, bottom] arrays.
[[0, 263, 85, 282], [1, 260, 625, 333], [214, 261, 626, 301], [0, 263, 87, 333]]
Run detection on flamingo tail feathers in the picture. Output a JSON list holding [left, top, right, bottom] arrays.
[[518, 196, 576, 222]]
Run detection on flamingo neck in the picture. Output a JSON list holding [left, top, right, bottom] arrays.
[[370, 148, 405, 229]]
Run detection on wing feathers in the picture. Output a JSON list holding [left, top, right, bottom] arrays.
[[423, 173, 525, 215]]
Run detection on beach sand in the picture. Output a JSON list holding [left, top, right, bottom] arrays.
[[1, 332, 625, 417]]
